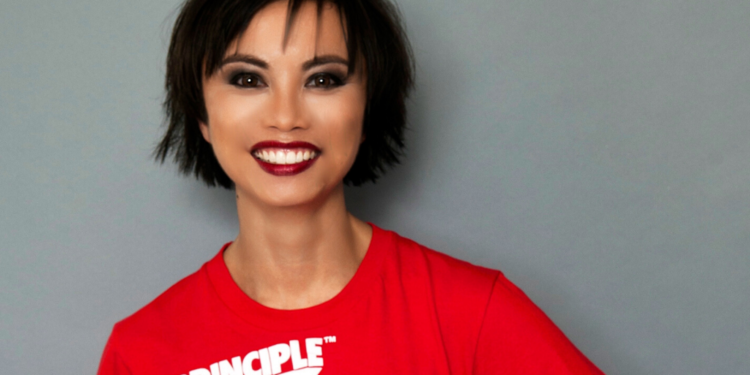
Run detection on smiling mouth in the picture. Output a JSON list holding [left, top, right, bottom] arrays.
[[250, 141, 320, 176], [252, 148, 319, 165]]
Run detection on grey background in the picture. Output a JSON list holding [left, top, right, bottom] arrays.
[[1, 0, 748, 373]]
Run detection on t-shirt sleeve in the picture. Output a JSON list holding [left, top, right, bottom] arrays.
[[97, 325, 133, 375], [472, 274, 604, 374]]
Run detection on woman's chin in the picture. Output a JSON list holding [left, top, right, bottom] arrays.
[[236, 180, 339, 210]]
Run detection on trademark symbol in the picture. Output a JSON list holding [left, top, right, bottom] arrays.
[[324, 336, 337, 343]]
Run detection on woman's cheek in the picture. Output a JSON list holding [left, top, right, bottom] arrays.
[[204, 111, 250, 180], [312, 99, 362, 164]]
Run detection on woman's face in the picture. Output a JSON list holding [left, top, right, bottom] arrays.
[[200, 1, 366, 208]]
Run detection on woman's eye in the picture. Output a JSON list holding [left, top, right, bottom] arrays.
[[231, 73, 265, 88], [307, 73, 344, 89]]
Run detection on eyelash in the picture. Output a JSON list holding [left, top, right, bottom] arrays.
[[307, 73, 345, 88], [228, 71, 346, 89], [230, 72, 266, 88]]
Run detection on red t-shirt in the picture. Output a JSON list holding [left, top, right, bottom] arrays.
[[98, 224, 604, 374]]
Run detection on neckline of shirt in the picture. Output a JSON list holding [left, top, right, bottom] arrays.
[[205, 222, 388, 332]]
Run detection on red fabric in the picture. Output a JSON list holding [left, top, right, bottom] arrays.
[[98, 224, 604, 374]]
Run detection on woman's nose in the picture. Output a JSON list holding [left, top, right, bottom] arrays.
[[267, 86, 307, 132]]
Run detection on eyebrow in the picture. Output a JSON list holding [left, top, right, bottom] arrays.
[[302, 55, 349, 70], [219, 54, 268, 69], [218, 54, 349, 71]]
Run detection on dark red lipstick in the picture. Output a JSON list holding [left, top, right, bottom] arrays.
[[251, 141, 321, 176]]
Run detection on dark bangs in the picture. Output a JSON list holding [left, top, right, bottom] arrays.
[[156, 0, 414, 188]]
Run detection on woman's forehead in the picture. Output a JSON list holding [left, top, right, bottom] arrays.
[[226, 1, 348, 60]]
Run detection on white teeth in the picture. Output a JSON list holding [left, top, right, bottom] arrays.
[[256, 149, 318, 164], [276, 151, 287, 164]]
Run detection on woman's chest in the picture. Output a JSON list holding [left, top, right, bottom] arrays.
[[137, 293, 453, 375]]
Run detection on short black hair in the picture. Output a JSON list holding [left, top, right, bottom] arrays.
[[155, 0, 414, 188]]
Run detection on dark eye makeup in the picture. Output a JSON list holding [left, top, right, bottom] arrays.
[[229, 71, 266, 88], [226, 68, 348, 90], [306, 72, 347, 89]]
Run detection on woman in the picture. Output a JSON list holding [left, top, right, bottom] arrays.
[[98, 0, 604, 373]]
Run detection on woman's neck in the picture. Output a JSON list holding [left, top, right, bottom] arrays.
[[223, 183, 372, 310]]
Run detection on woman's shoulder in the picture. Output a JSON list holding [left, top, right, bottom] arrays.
[[377, 224, 500, 292], [377, 226, 604, 374], [99, 253, 224, 372], [109, 254, 218, 346], [375, 225, 504, 371]]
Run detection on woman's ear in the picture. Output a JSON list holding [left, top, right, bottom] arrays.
[[199, 121, 211, 144]]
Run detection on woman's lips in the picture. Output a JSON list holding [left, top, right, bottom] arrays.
[[251, 141, 320, 176]]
